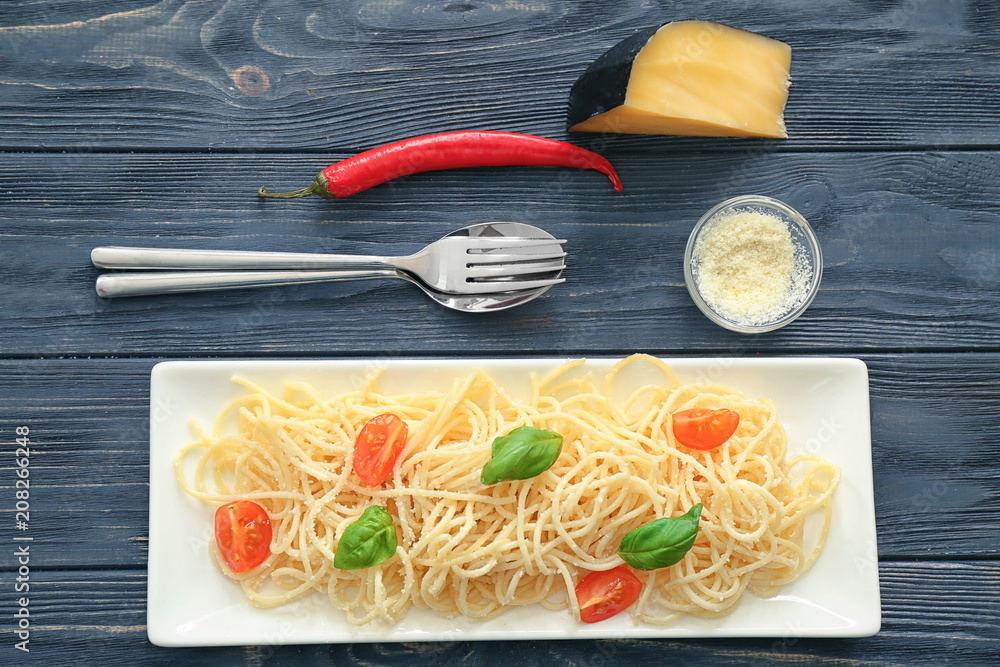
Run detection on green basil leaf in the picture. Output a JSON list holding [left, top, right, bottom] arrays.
[[481, 426, 563, 486], [617, 503, 703, 570], [334, 505, 397, 570]]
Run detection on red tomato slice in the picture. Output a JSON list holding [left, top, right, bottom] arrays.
[[575, 565, 642, 623], [671, 408, 740, 451], [353, 413, 408, 487], [214, 500, 272, 574]]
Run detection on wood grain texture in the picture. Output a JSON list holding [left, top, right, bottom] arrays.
[[0, 562, 996, 666], [2, 150, 999, 355], [1, 0, 1000, 150], [1, 354, 997, 568]]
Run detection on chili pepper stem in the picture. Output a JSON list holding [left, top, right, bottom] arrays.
[[257, 185, 316, 199], [258, 173, 333, 199]]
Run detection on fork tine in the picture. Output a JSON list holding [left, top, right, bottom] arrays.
[[466, 250, 567, 265], [465, 260, 565, 280], [461, 237, 567, 251], [457, 276, 565, 294]]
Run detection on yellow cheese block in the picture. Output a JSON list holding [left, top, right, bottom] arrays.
[[568, 22, 791, 138]]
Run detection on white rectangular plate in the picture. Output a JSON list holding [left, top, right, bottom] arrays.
[[148, 357, 880, 647]]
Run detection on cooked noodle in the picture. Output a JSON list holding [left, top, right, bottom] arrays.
[[176, 355, 840, 625]]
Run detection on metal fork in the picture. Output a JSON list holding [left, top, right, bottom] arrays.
[[91, 223, 567, 308]]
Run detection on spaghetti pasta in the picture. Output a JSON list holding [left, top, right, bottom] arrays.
[[176, 355, 840, 625]]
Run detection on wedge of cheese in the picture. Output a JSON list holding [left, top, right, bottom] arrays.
[[568, 21, 791, 138]]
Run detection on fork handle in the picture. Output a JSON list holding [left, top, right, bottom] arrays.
[[91, 246, 391, 270], [95, 269, 399, 298]]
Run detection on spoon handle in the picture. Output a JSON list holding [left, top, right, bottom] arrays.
[[95, 269, 400, 298], [91, 246, 391, 270]]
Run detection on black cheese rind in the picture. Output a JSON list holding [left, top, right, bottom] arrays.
[[567, 25, 660, 130]]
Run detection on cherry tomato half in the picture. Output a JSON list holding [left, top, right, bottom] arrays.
[[353, 413, 409, 487], [214, 500, 272, 574], [671, 408, 740, 451], [575, 565, 643, 623]]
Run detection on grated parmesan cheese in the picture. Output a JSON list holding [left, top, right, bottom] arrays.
[[692, 208, 812, 326]]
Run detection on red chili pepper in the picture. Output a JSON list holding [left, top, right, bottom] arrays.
[[258, 131, 623, 199]]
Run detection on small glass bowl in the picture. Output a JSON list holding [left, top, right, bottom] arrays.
[[684, 195, 823, 334]]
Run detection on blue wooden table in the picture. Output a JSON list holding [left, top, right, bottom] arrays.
[[1, 1, 998, 664]]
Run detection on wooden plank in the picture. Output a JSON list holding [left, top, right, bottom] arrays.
[[1, 354, 997, 568], [0, 562, 996, 665], [870, 357, 1000, 558], [2, 150, 999, 355], [1, 0, 999, 150]]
